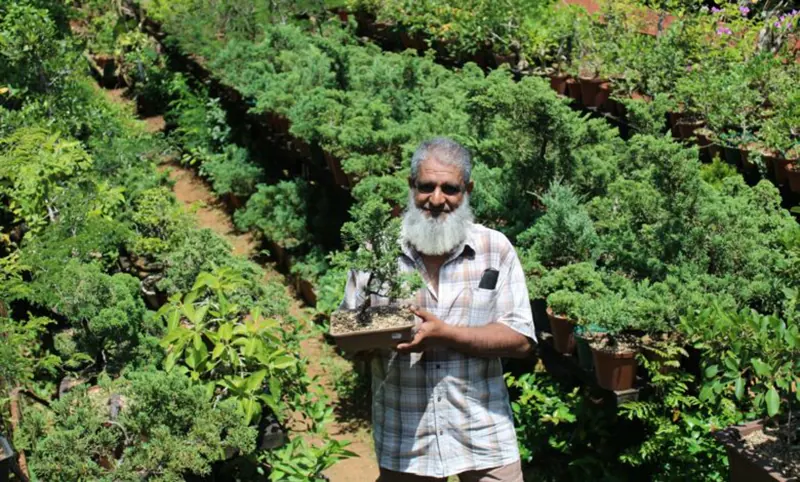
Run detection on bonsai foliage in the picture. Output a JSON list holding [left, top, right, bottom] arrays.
[[18, 370, 257, 482], [25, 259, 162, 372], [332, 197, 422, 310], [234, 180, 310, 251], [518, 180, 599, 268]]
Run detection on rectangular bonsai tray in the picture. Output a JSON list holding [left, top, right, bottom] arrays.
[[330, 324, 415, 354]]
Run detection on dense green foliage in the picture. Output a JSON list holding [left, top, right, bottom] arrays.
[[0, 3, 349, 480], [3, 0, 799, 480]]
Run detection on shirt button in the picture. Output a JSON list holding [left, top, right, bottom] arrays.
[[437, 396, 442, 402]]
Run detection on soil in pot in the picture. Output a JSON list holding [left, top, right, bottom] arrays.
[[330, 305, 416, 352], [589, 335, 638, 391], [546, 307, 576, 355], [331, 305, 415, 334]]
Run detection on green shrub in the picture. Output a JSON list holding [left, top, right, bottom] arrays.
[[19, 369, 257, 482]]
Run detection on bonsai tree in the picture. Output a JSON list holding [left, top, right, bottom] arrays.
[[331, 197, 422, 321]]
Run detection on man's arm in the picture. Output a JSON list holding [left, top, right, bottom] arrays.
[[396, 308, 534, 359]]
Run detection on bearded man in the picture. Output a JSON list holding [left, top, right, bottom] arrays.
[[340, 137, 536, 482]]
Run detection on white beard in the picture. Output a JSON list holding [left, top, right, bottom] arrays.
[[401, 193, 474, 256]]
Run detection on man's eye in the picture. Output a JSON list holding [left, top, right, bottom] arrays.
[[441, 184, 462, 195], [416, 183, 436, 193]]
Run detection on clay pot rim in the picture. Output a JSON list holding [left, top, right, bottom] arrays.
[[545, 306, 576, 323], [589, 344, 639, 358]]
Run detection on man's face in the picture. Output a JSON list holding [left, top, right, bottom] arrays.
[[409, 156, 473, 219]]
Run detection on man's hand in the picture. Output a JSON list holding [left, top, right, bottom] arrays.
[[395, 307, 452, 353]]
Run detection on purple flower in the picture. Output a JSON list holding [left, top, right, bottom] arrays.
[[739, 6, 750, 15], [711, 6, 722, 13], [717, 26, 733, 35], [775, 21, 782, 28]]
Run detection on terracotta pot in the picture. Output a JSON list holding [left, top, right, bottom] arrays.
[[298, 278, 317, 306], [773, 156, 793, 184], [677, 119, 704, 141], [492, 51, 514, 68], [596, 82, 612, 113], [546, 307, 576, 355], [549, 73, 569, 96], [400, 31, 426, 51], [694, 130, 714, 161], [668, 111, 685, 138], [740, 144, 757, 169], [578, 76, 605, 108], [761, 153, 778, 179], [714, 420, 791, 482], [723, 145, 742, 167], [565, 78, 582, 104], [785, 163, 800, 192], [590, 344, 638, 391]]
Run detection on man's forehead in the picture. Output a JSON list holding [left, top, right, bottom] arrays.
[[417, 156, 462, 181]]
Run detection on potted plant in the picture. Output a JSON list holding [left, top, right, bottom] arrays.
[[684, 308, 800, 482], [329, 198, 423, 353], [579, 292, 640, 392], [530, 263, 607, 355], [545, 290, 582, 355]]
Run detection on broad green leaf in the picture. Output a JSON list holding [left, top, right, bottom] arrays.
[[766, 386, 780, 417], [751, 358, 770, 377], [704, 365, 718, 379], [245, 369, 268, 392], [734, 377, 745, 400], [272, 355, 295, 370]]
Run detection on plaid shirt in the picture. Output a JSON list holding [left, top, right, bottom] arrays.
[[340, 223, 536, 477]]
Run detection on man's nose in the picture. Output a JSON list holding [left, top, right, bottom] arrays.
[[429, 187, 446, 207]]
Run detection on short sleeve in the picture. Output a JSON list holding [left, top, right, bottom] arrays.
[[494, 249, 537, 342]]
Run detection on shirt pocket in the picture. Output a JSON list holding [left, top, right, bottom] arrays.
[[468, 286, 498, 327]]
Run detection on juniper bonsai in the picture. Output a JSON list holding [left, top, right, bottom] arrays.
[[331, 197, 422, 322]]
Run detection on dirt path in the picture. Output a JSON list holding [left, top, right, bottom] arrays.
[[99, 86, 378, 481]]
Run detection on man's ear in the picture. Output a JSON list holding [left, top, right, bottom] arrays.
[[466, 181, 474, 195]]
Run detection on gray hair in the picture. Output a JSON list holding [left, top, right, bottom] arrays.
[[410, 137, 472, 184]]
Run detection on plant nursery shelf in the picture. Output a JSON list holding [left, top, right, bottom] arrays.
[[537, 332, 640, 406]]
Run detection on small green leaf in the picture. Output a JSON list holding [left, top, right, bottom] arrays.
[[704, 364, 719, 379]]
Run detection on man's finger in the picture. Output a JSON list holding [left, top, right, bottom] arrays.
[[412, 307, 435, 321]]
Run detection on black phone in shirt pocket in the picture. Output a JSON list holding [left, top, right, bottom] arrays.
[[478, 268, 499, 290]]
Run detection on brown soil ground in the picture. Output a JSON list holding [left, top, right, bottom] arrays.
[[100, 87, 379, 481]]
